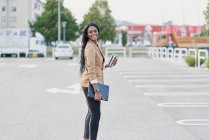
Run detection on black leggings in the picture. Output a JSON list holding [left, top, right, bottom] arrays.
[[82, 87, 101, 140]]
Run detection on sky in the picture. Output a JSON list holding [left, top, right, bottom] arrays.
[[64, 0, 208, 26]]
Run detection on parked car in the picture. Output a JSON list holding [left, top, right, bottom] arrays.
[[53, 43, 73, 59]]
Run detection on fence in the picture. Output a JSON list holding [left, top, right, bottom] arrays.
[[148, 47, 209, 68], [129, 47, 148, 57], [105, 47, 126, 58]]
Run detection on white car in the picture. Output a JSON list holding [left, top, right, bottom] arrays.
[[53, 43, 73, 59]]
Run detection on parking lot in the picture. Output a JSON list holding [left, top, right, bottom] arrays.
[[0, 57, 209, 140]]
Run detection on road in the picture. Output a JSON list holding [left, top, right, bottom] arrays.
[[0, 57, 209, 140]]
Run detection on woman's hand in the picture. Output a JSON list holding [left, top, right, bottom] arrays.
[[111, 58, 117, 66], [104, 58, 118, 68], [94, 92, 103, 101]]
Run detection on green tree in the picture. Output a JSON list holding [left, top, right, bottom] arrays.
[[202, 2, 209, 36], [80, 0, 116, 42], [29, 0, 79, 44], [121, 31, 127, 47]]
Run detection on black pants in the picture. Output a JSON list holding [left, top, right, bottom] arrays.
[[82, 87, 101, 140]]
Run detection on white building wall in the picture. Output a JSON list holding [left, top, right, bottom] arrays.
[[0, 0, 44, 29]]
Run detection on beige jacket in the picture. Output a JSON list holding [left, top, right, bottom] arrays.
[[80, 40, 105, 87]]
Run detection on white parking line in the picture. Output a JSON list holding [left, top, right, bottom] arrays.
[[123, 75, 209, 78], [129, 79, 209, 83], [19, 64, 36, 68], [144, 92, 209, 96], [120, 71, 208, 75], [117, 69, 202, 72], [176, 119, 209, 125], [46, 88, 74, 94], [157, 103, 209, 107], [67, 63, 78, 66], [135, 85, 209, 88], [116, 66, 185, 68]]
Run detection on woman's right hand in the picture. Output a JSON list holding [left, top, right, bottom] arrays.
[[94, 92, 103, 101]]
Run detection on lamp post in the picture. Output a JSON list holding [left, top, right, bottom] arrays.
[[181, 0, 185, 37], [62, 21, 67, 42], [0, 1, 1, 30], [58, 0, 61, 43], [161, 0, 165, 32]]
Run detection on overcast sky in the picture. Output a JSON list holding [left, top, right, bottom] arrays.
[[64, 0, 208, 25]]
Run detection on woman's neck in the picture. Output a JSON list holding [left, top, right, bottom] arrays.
[[90, 40, 98, 46]]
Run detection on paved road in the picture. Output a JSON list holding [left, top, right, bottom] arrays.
[[0, 57, 209, 140]]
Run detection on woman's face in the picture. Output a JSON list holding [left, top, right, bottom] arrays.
[[87, 26, 99, 41]]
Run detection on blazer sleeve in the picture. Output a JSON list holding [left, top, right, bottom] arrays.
[[85, 44, 97, 81]]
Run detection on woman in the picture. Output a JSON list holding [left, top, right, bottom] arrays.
[[80, 23, 117, 140]]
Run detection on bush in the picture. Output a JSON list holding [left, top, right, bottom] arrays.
[[47, 47, 53, 57], [185, 55, 208, 67], [200, 59, 206, 65], [206, 58, 209, 69], [185, 55, 196, 67]]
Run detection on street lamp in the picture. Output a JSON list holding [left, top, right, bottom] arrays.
[[181, 0, 185, 37], [62, 21, 67, 42], [58, 0, 61, 43]]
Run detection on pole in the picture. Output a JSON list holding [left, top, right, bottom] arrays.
[[0, 1, 1, 30], [63, 26, 65, 42], [63, 27, 65, 42], [62, 21, 67, 42], [182, 0, 185, 37], [58, 0, 61, 43], [161, 0, 165, 32], [6, 0, 9, 28]]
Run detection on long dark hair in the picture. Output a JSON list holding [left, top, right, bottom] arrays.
[[80, 23, 100, 75]]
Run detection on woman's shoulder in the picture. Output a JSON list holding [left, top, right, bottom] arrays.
[[86, 41, 95, 50]]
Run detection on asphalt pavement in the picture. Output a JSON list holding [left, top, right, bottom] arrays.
[[0, 57, 209, 140]]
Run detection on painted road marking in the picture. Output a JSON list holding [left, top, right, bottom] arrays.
[[119, 71, 208, 75], [19, 64, 36, 68], [116, 66, 186, 68], [176, 119, 209, 125], [66, 83, 81, 94], [17, 58, 29, 62], [123, 75, 209, 78], [67, 63, 78, 66], [129, 79, 209, 83], [46, 88, 74, 94], [135, 84, 209, 88], [157, 103, 209, 107], [46, 83, 81, 95], [116, 69, 203, 72], [144, 92, 209, 96]]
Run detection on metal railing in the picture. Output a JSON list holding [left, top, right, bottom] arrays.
[[129, 47, 148, 57], [148, 47, 209, 68], [105, 47, 126, 58]]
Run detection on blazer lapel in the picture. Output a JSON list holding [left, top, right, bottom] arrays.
[[89, 40, 105, 61], [97, 45, 105, 59]]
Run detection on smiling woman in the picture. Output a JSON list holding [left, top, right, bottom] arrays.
[[79, 22, 117, 140]]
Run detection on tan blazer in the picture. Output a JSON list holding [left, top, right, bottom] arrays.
[[80, 40, 105, 87]]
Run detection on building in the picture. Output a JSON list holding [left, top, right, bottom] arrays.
[[0, 0, 44, 29], [116, 24, 204, 46]]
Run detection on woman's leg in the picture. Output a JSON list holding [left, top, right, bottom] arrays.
[[89, 101, 100, 140], [84, 110, 91, 139], [82, 87, 101, 140]]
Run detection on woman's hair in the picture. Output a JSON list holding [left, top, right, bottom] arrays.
[[80, 22, 100, 75]]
